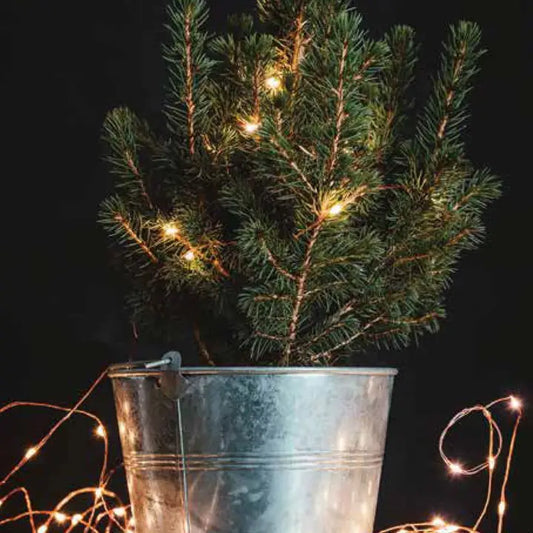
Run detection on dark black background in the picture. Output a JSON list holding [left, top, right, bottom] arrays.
[[0, 0, 531, 530]]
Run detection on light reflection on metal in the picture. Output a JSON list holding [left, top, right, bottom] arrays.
[[110, 365, 396, 532]]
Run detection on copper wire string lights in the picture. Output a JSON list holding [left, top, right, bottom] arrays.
[[0, 371, 523, 533]]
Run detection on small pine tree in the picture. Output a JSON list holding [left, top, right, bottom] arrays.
[[99, 0, 500, 366]]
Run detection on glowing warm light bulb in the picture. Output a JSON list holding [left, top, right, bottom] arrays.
[[265, 76, 281, 91], [54, 512, 67, 524], [432, 516, 446, 527], [498, 500, 506, 516], [0, 499, 3, 508], [184, 250, 195, 261], [509, 396, 522, 411], [113, 507, 126, 517], [328, 203, 344, 217], [95, 424, 106, 438], [71, 514, 83, 525], [443, 526, 460, 532], [242, 119, 260, 134], [25, 447, 37, 460], [448, 462, 464, 475], [488, 455, 496, 470], [37, 525, 48, 533], [163, 223, 179, 238], [95, 487, 103, 498], [397, 529, 408, 533]]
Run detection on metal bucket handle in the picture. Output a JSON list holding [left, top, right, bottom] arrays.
[[144, 351, 192, 532]]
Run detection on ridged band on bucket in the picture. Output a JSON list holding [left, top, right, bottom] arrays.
[[124, 450, 384, 471]]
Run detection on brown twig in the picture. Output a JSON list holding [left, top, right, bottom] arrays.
[[263, 244, 297, 281], [393, 252, 431, 266], [114, 214, 158, 264], [311, 315, 384, 360], [393, 311, 440, 325], [452, 190, 476, 211], [326, 39, 349, 183], [436, 43, 466, 142], [448, 228, 472, 246], [353, 56, 375, 82], [184, 6, 196, 155], [270, 137, 317, 193], [287, 8, 308, 137], [193, 322, 216, 366], [255, 331, 287, 342], [253, 293, 291, 302], [293, 214, 324, 240], [252, 63, 261, 119], [303, 281, 347, 297], [297, 321, 348, 353], [290, 9, 305, 74], [393, 228, 475, 266], [282, 220, 324, 365], [124, 150, 154, 209], [312, 311, 439, 359]]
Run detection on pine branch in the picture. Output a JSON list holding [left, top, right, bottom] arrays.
[[253, 293, 291, 302], [451, 168, 501, 212], [257, 0, 308, 77], [289, 8, 306, 74], [268, 134, 317, 194], [100, 2, 500, 365], [159, 220, 230, 277], [184, 4, 196, 154], [393, 251, 431, 266], [102, 108, 155, 210], [164, 0, 214, 152], [124, 151, 154, 209], [371, 25, 418, 163], [392, 226, 479, 266], [282, 219, 324, 365], [297, 320, 349, 353], [312, 315, 384, 361], [256, 331, 287, 341], [99, 197, 158, 265], [416, 21, 484, 161], [365, 312, 441, 348], [325, 38, 349, 180], [114, 214, 158, 264], [263, 243, 297, 281]]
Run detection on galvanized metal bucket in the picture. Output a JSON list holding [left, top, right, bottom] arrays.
[[109, 364, 397, 533]]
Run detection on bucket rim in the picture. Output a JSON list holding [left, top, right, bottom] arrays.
[[108, 362, 398, 378]]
